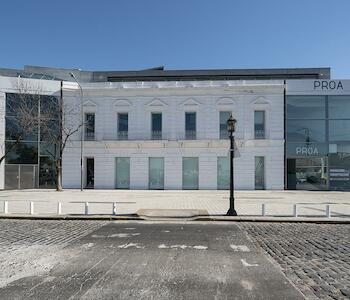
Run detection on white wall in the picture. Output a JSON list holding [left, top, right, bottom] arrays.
[[62, 80, 285, 190]]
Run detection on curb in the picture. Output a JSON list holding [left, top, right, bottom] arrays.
[[0, 214, 350, 223]]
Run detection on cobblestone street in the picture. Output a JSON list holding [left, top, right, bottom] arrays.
[[0, 219, 349, 299], [239, 223, 350, 300]]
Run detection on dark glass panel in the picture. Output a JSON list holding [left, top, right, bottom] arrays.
[[185, 112, 196, 139], [287, 120, 326, 143], [85, 113, 95, 140], [39, 156, 56, 188], [254, 111, 265, 139], [6, 93, 39, 118], [287, 96, 325, 119], [329, 120, 350, 142], [5, 141, 38, 164], [6, 116, 38, 141], [328, 96, 350, 119], [220, 112, 231, 139]]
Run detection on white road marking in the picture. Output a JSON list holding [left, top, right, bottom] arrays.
[[158, 244, 207, 250], [131, 233, 140, 236], [124, 228, 136, 230], [241, 259, 259, 267], [109, 233, 130, 238], [118, 243, 144, 249], [81, 243, 95, 249], [161, 230, 170, 233], [230, 245, 250, 252]]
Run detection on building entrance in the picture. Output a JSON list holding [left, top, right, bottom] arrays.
[[5, 164, 38, 189]]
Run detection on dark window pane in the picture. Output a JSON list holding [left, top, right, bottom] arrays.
[[85, 113, 95, 140], [287, 120, 326, 143], [6, 93, 39, 118], [329, 120, 350, 142], [118, 113, 128, 140], [220, 112, 230, 139], [287, 96, 325, 119], [40, 119, 60, 142], [40, 95, 60, 119], [185, 112, 196, 139], [39, 156, 56, 188], [6, 116, 38, 141], [254, 111, 265, 139], [151, 113, 162, 131], [329, 96, 350, 119], [5, 141, 38, 164]]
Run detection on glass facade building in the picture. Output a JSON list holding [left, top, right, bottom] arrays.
[[286, 95, 350, 190], [4, 93, 59, 189]]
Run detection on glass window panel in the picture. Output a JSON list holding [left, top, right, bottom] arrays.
[[85, 113, 95, 140], [287, 96, 326, 119], [182, 157, 198, 189], [5, 164, 19, 189], [255, 156, 265, 190], [20, 165, 38, 189], [328, 96, 350, 119], [149, 158, 164, 189], [40, 95, 60, 118], [254, 111, 265, 139], [39, 156, 56, 188], [40, 119, 60, 142], [118, 113, 128, 140], [6, 93, 39, 118], [220, 112, 231, 139], [329, 120, 350, 142], [151, 113, 162, 140], [116, 157, 130, 189], [287, 120, 326, 143], [6, 116, 38, 141], [185, 112, 196, 139], [217, 157, 229, 189], [5, 141, 38, 164], [329, 143, 350, 190]]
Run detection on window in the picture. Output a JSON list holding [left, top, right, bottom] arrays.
[[287, 120, 326, 143], [287, 96, 326, 119], [255, 156, 265, 190], [182, 157, 199, 189], [85, 113, 95, 140], [220, 112, 231, 139], [254, 111, 265, 139], [5, 141, 38, 164], [329, 120, 350, 142], [185, 112, 196, 140], [149, 158, 164, 189], [86, 158, 94, 189], [115, 157, 130, 189], [118, 113, 128, 140], [151, 113, 162, 140], [217, 157, 229, 189], [329, 96, 350, 119]]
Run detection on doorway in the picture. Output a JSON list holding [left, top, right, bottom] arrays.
[[86, 158, 94, 189]]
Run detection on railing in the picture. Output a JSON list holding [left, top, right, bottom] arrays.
[[254, 130, 265, 139], [85, 131, 95, 141], [117, 131, 128, 140]]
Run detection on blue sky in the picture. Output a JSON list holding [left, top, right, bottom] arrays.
[[1, 0, 349, 78]]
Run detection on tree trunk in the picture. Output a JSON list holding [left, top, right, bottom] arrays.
[[56, 159, 63, 191]]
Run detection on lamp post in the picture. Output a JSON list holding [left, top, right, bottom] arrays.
[[69, 73, 84, 192], [226, 115, 237, 216]]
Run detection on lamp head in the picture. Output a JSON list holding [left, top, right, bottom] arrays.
[[227, 115, 237, 134]]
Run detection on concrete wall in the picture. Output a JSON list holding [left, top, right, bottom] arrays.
[[62, 80, 285, 190]]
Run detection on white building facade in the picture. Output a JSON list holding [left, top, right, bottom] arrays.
[[62, 80, 285, 190]]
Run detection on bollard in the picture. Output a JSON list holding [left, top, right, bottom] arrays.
[[57, 202, 62, 215], [30, 202, 34, 215], [85, 202, 89, 215], [293, 204, 298, 217], [4, 201, 8, 214], [326, 204, 331, 218], [261, 203, 266, 216], [113, 202, 117, 215]]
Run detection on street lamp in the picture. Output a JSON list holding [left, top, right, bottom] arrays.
[[227, 115, 237, 216], [69, 73, 84, 192]]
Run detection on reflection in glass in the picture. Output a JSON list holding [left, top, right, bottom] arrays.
[[255, 156, 265, 189], [118, 113, 128, 140], [287, 96, 326, 119], [6, 116, 38, 141], [287, 120, 326, 143], [5, 141, 38, 164], [116, 157, 130, 189], [182, 157, 199, 189], [219, 112, 231, 139], [328, 96, 350, 119], [149, 158, 164, 189], [185, 112, 196, 140], [329, 120, 350, 142], [85, 113, 95, 140], [39, 156, 56, 188], [151, 113, 162, 140], [217, 157, 229, 189], [254, 111, 265, 139]]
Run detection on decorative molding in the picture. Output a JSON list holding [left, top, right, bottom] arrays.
[[250, 96, 271, 107], [83, 100, 97, 107], [216, 97, 237, 106], [181, 98, 201, 107], [146, 98, 168, 107], [113, 99, 132, 107]]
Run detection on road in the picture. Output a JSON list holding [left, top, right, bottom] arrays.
[[0, 220, 348, 299]]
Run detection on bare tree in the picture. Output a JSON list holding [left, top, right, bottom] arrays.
[[1, 79, 84, 191]]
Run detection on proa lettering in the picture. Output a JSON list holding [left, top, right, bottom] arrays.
[[296, 146, 319, 155], [314, 80, 343, 90]]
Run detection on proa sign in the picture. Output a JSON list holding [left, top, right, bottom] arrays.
[[314, 80, 343, 90]]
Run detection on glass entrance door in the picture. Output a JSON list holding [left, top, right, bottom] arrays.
[[182, 157, 199, 189], [149, 158, 164, 189], [116, 157, 130, 189], [86, 158, 94, 189], [287, 157, 328, 190]]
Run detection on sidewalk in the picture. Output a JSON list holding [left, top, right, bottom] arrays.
[[0, 189, 350, 219]]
